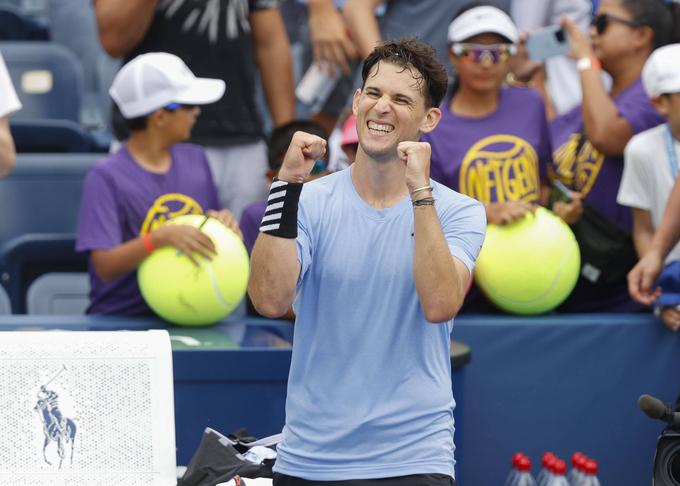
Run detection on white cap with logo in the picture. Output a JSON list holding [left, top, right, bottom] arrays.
[[448, 6, 519, 44], [642, 44, 680, 98], [109, 52, 226, 118]]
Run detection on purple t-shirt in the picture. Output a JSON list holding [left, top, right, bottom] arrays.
[[240, 200, 267, 255], [423, 86, 552, 203], [549, 78, 664, 230], [76, 143, 221, 316]]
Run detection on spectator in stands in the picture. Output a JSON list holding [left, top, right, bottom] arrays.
[[618, 44, 680, 330], [0, 50, 20, 177], [422, 3, 552, 313], [76, 53, 240, 316], [288, 0, 359, 133], [548, 0, 680, 312], [424, 4, 551, 225], [94, 0, 295, 219], [339, 113, 359, 163], [241, 119, 330, 256], [629, 175, 680, 306], [344, 0, 510, 77], [509, 0, 592, 118]]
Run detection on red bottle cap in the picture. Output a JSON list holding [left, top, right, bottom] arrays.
[[512, 452, 525, 467], [518, 456, 532, 472], [542, 452, 556, 467], [571, 451, 585, 466], [585, 459, 599, 475], [575, 454, 588, 470], [554, 459, 567, 475]]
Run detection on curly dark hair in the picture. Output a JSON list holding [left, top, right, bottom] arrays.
[[361, 37, 449, 108]]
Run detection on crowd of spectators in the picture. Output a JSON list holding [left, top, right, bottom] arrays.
[[2, 0, 680, 327]]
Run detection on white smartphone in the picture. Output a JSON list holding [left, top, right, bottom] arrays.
[[526, 25, 570, 61]]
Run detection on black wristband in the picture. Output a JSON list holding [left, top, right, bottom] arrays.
[[259, 178, 303, 238]]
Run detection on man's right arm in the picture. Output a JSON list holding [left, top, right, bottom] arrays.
[[248, 132, 326, 318], [94, 0, 159, 58], [248, 234, 301, 318]]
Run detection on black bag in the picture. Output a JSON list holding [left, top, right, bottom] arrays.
[[571, 204, 638, 286], [550, 127, 637, 287]]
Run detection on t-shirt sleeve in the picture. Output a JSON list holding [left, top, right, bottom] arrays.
[[617, 87, 664, 135], [250, 0, 280, 11], [75, 166, 123, 252], [441, 195, 487, 275], [617, 136, 651, 210]]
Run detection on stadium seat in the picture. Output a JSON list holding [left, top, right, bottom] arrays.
[[26, 272, 89, 314], [10, 118, 96, 152], [0, 284, 10, 314], [0, 4, 49, 41], [1, 41, 83, 122], [0, 153, 98, 244], [0, 233, 88, 313]]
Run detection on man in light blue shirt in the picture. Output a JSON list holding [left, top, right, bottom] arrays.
[[249, 38, 486, 486]]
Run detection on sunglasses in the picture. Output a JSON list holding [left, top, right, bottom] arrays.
[[450, 43, 517, 64], [163, 102, 198, 112], [591, 13, 642, 35]]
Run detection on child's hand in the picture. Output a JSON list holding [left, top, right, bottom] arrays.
[[660, 307, 680, 332], [152, 225, 216, 266], [485, 201, 536, 225], [207, 209, 243, 240]]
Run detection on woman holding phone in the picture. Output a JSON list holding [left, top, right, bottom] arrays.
[[422, 2, 553, 312], [548, 0, 680, 312]]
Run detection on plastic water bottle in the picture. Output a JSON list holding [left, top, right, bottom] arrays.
[[580, 459, 601, 486], [567, 452, 586, 485], [295, 62, 340, 114], [505, 452, 525, 486], [514, 456, 537, 486], [537, 452, 556, 486], [546, 459, 570, 486]]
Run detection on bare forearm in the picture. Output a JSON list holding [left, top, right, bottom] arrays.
[[0, 118, 16, 177], [580, 69, 630, 155], [252, 10, 295, 126], [412, 206, 463, 322], [344, 0, 383, 58], [94, 0, 159, 58], [90, 237, 150, 282], [248, 235, 300, 318]]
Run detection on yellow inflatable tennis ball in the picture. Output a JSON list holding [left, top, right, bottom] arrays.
[[138, 214, 249, 326], [474, 207, 580, 315]]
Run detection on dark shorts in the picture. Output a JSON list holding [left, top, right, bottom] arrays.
[[273, 473, 457, 486]]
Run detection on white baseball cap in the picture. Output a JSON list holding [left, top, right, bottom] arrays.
[[642, 44, 680, 98], [448, 6, 519, 44], [109, 52, 226, 118]]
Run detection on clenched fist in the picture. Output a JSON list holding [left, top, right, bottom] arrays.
[[397, 141, 431, 194], [277, 131, 327, 184]]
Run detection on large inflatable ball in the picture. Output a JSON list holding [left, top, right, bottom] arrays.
[[138, 214, 249, 326], [474, 207, 580, 315]]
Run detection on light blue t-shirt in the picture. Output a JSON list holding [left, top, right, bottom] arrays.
[[273, 167, 486, 481]]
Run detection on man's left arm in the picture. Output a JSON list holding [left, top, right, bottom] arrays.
[[250, 6, 295, 127], [400, 141, 486, 322]]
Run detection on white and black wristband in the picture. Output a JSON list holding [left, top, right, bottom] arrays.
[[259, 178, 303, 238]]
